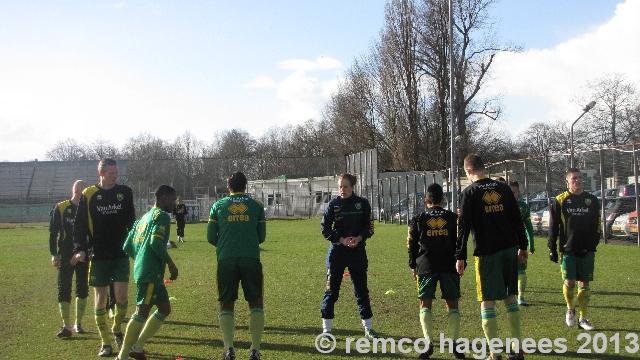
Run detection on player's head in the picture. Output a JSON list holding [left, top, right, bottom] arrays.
[[72, 180, 88, 195], [176, 197, 182, 204], [338, 173, 357, 199], [565, 168, 583, 194], [227, 172, 248, 192], [426, 183, 444, 206], [155, 185, 177, 212], [98, 158, 118, 188], [496, 177, 506, 183], [463, 154, 485, 178], [508, 180, 520, 198]]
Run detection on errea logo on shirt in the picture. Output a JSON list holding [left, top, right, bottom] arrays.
[[482, 190, 504, 213], [426, 217, 448, 236]]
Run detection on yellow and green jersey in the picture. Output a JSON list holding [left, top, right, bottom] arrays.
[[123, 207, 173, 284], [207, 192, 266, 261]]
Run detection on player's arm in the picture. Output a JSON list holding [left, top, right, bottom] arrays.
[[509, 196, 528, 253], [123, 218, 141, 259], [320, 200, 339, 243], [49, 205, 61, 257], [455, 192, 471, 275], [207, 203, 219, 246], [72, 195, 89, 262], [547, 199, 560, 262], [358, 199, 374, 242], [257, 202, 266, 244], [125, 188, 136, 231], [407, 216, 420, 270], [149, 214, 173, 263]]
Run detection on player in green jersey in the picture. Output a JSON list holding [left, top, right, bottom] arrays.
[[508, 181, 536, 306], [115, 185, 179, 360], [208, 172, 267, 360]]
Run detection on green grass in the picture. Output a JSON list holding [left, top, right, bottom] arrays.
[[1, 220, 639, 359]]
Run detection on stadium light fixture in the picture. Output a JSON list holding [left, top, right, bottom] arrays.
[[570, 101, 596, 168]]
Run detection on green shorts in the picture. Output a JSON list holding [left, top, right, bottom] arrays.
[[475, 246, 519, 302], [217, 257, 263, 303], [561, 251, 595, 282], [135, 282, 169, 306], [89, 258, 130, 287], [416, 272, 460, 300]]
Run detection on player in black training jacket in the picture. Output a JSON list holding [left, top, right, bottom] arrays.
[[320, 173, 376, 339], [408, 183, 464, 359]]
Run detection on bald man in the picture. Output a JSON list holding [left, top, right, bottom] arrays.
[[49, 180, 90, 338]]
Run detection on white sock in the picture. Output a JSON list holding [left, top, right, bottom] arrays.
[[362, 318, 373, 330], [322, 318, 332, 333]]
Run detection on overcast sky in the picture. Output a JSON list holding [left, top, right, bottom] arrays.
[[0, 0, 637, 162]]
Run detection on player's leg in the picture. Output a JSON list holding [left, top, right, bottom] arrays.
[[130, 284, 172, 358], [218, 258, 240, 359], [503, 247, 523, 356], [73, 260, 89, 333], [517, 261, 528, 305], [576, 252, 595, 330], [321, 250, 347, 334], [476, 251, 504, 359], [56, 260, 73, 337], [240, 258, 264, 358], [348, 250, 375, 338], [117, 282, 153, 360], [562, 252, 578, 327], [441, 271, 462, 357], [416, 272, 436, 358], [111, 257, 130, 349], [90, 259, 114, 356]]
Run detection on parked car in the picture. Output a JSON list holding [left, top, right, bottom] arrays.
[[590, 188, 617, 199], [611, 212, 632, 237], [528, 198, 550, 234], [604, 196, 637, 234], [624, 211, 637, 238], [617, 183, 638, 197]]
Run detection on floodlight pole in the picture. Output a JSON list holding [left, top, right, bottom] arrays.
[[448, 0, 457, 213], [570, 101, 596, 168]]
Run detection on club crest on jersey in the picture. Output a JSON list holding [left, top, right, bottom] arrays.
[[355, 203, 362, 210], [117, 193, 124, 201], [585, 199, 591, 205]]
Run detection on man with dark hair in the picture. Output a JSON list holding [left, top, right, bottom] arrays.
[[508, 180, 536, 306], [71, 158, 136, 357], [49, 180, 89, 338], [208, 172, 267, 360], [548, 168, 600, 331], [456, 154, 528, 360], [320, 173, 376, 339], [116, 185, 179, 360], [408, 183, 463, 359], [173, 197, 188, 242]]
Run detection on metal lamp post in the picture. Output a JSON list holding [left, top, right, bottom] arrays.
[[570, 101, 596, 168]]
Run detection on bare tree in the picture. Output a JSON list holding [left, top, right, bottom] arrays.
[[46, 138, 90, 161]]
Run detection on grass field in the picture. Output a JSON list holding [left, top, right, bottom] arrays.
[[1, 219, 639, 360]]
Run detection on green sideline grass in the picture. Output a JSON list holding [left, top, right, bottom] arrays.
[[1, 220, 638, 359]]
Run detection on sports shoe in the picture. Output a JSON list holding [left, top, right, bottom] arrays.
[[73, 323, 85, 334], [129, 350, 148, 360], [364, 328, 379, 339], [418, 343, 434, 359], [507, 350, 525, 360], [223, 347, 236, 360], [56, 326, 72, 338], [566, 308, 575, 327], [98, 344, 113, 357], [517, 297, 529, 306], [578, 318, 596, 331], [249, 349, 260, 360], [113, 331, 124, 349]]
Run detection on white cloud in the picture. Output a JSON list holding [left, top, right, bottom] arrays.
[[483, 0, 640, 136]]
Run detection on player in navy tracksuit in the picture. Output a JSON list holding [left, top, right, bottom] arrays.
[[320, 173, 377, 338]]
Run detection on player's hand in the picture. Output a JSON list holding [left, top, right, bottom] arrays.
[[70, 251, 86, 266], [518, 249, 528, 263], [529, 251, 534, 255], [51, 255, 61, 268], [456, 260, 465, 276], [549, 249, 558, 263], [168, 262, 178, 280]]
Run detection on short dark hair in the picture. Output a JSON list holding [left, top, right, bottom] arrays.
[[496, 177, 506, 183], [98, 158, 117, 173], [463, 154, 484, 171], [427, 183, 443, 204], [228, 172, 248, 192], [155, 184, 176, 198], [508, 180, 520, 189], [566, 168, 581, 178]]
